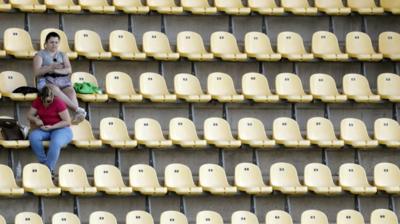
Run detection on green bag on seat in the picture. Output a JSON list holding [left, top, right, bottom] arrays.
[[74, 82, 102, 94]]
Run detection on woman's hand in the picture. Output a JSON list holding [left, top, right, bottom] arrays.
[[40, 125, 53, 131], [34, 118, 44, 127]]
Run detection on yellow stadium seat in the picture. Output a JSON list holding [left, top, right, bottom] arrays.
[[204, 117, 241, 148], [0, 49, 5, 58], [139, 72, 177, 102], [301, 210, 329, 224], [207, 72, 244, 103], [15, 213, 43, 224], [71, 72, 109, 102], [181, 0, 217, 14], [0, 71, 37, 101], [315, 0, 351, 15], [94, 164, 133, 195], [165, 163, 203, 195], [304, 163, 342, 195], [52, 213, 80, 224], [232, 211, 259, 224], [177, 31, 213, 61], [147, 0, 183, 14], [281, 0, 318, 15], [199, 164, 237, 195], [169, 117, 207, 148], [312, 31, 349, 61], [0, 116, 29, 149], [58, 164, 97, 195], [337, 210, 365, 224], [100, 117, 137, 149], [78, 0, 115, 13], [346, 32, 383, 61], [90, 212, 117, 224], [379, 32, 400, 60], [10, 0, 46, 12], [339, 163, 377, 195], [126, 211, 154, 224], [242, 72, 279, 103], [380, 0, 400, 14], [40, 28, 78, 60], [161, 211, 188, 224], [0, 215, 4, 224], [248, 0, 284, 15], [238, 117, 276, 148], [374, 162, 400, 194], [234, 162, 272, 195], [273, 117, 311, 148], [4, 28, 36, 59], [374, 118, 400, 148], [348, 0, 384, 14], [343, 73, 381, 103], [135, 118, 172, 148], [341, 118, 378, 148], [310, 73, 347, 103], [75, 30, 112, 60], [174, 73, 211, 103], [129, 164, 167, 196], [109, 30, 146, 60], [143, 31, 180, 61], [377, 73, 400, 102], [197, 211, 223, 224], [214, 0, 250, 15], [266, 210, 293, 224], [70, 119, 102, 149], [210, 32, 248, 61], [22, 163, 61, 196], [371, 209, 398, 224], [106, 71, 143, 103], [270, 162, 308, 194], [277, 32, 314, 61], [244, 32, 281, 61], [276, 73, 313, 103], [307, 117, 344, 148], [45, 0, 81, 13], [0, 164, 24, 196], [113, 0, 149, 14], [0, 0, 12, 11]]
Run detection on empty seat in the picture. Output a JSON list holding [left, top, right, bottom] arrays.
[[341, 118, 378, 148], [4, 28, 36, 58], [75, 30, 112, 60], [210, 31, 247, 61], [348, 0, 384, 14], [232, 211, 259, 224], [343, 73, 381, 103], [15, 213, 43, 224], [245, 32, 281, 61], [0, 71, 37, 101], [58, 164, 97, 195], [374, 118, 400, 147], [135, 118, 172, 148], [235, 162, 272, 195], [143, 31, 180, 61], [126, 211, 154, 224], [0, 164, 24, 196], [109, 30, 146, 60], [337, 210, 365, 224], [380, 0, 400, 14], [147, 0, 183, 14], [310, 73, 347, 103], [281, 0, 318, 15], [165, 163, 202, 195], [312, 31, 348, 61], [106, 71, 143, 102], [94, 164, 133, 195], [277, 32, 314, 61], [214, 0, 251, 15], [174, 73, 211, 103], [377, 73, 400, 102], [45, 0, 81, 13], [265, 210, 293, 224], [276, 73, 313, 103], [248, 0, 284, 15], [0, 48, 5, 58], [70, 119, 102, 149], [139, 72, 177, 102], [307, 117, 344, 148], [40, 28, 78, 59], [339, 163, 377, 195], [315, 0, 351, 15], [0, 0, 12, 11], [371, 209, 399, 224], [129, 164, 167, 196], [207, 72, 244, 103], [52, 213, 80, 224], [181, 0, 217, 14], [304, 163, 342, 195], [113, 0, 149, 14], [238, 117, 276, 148], [79, 0, 115, 13], [22, 163, 61, 196], [169, 117, 207, 148], [197, 211, 224, 224], [301, 210, 329, 224], [100, 117, 137, 149], [71, 72, 108, 102], [90, 212, 117, 224], [161, 211, 188, 224], [10, 0, 46, 12], [204, 117, 241, 148], [346, 32, 383, 61], [242, 72, 279, 103], [270, 162, 308, 194], [374, 162, 400, 194], [177, 31, 213, 61], [273, 117, 311, 148], [379, 32, 400, 60], [199, 164, 237, 195], [0, 116, 29, 149]]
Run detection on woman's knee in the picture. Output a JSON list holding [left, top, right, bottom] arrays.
[[29, 130, 42, 142]]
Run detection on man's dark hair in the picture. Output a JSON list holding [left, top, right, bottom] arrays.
[[45, 32, 60, 43]]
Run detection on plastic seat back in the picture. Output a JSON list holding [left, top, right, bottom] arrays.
[[114, 0, 145, 8], [248, 0, 278, 8], [238, 117, 268, 142], [147, 0, 178, 8], [15, 213, 43, 224], [71, 119, 96, 141], [379, 31, 400, 56], [106, 71, 137, 95], [348, 0, 379, 8], [282, 0, 312, 8], [52, 212, 80, 224], [177, 31, 208, 55], [301, 210, 329, 224], [374, 162, 400, 188], [94, 164, 126, 188], [197, 211, 223, 224], [215, 0, 245, 8], [270, 162, 302, 187], [130, 164, 162, 188], [135, 118, 166, 141], [40, 28, 73, 52], [143, 31, 174, 54], [89, 211, 117, 224], [315, 0, 346, 8], [165, 163, 197, 188], [340, 118, 371, 141], [307, 117, 338, 142], [235, 163, 266, 188], [273, 117, 304, 141], [169, 117, 201, 142], [304, 163, 336, 187], [210, 31, 241, 55], [242, 72, 273, 96], [337, 210, 364, 224], [371, 209, 398, 224], [174, 73, 205, 96], [207, 72, 238, 96], [75, 30, 106, 53], [0, 164, 19, 188], [310, 73, 341, 97], [0, 71, 28, 94], [71, 72, 100, 86], [277, 31, 307, 55], [199, 164, 230, 188], [110, 30, 141, 54], [346, 32, 376, 54], [339, 163, 370, 187], [181, 0, 211, 8], [374, 118, 400, 142], [275, 73, 307, 96], [343, 73, 374, 96], [265, 210, 293, 224], [231, 211, 259, 224], [59, 164, 92, 189], [23, 163, 55, 189], [4, 28, 35, 53], [245, 32, 275, 55], [140, 72, 170, 95], [100, 117, 131, 141], [204, 117, 235, 141], [377, 73, 400, 97], [380, 0, 400, 9], [312, 31, 343, 55], [126, 211, 154, 224], [160, 211, 188, 224]]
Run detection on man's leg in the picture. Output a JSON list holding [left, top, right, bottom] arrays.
[[29, 129, 50, 165], [46, 127, 73, 171]]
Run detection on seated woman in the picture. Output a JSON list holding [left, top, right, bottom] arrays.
[[27, 86, 72, 173]]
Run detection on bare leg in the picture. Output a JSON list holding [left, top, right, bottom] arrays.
[[47, 84, 78, 111], [62, 87, 79, 109]]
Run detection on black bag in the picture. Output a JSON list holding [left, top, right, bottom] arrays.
[[12, 86, 39, 95], [0, 118, 24, 140]]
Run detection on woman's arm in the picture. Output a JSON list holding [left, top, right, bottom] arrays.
[[27, 107, 44, 127], [44, 109, 71, 130], [33, 54, 59, 76], [54, 53, 72, 74]]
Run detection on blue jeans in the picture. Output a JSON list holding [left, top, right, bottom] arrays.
[[29, 127, 72, 171]]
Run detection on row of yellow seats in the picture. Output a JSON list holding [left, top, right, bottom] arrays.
[[2, 28, 400, 62], [0, 0, 399, 15]]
